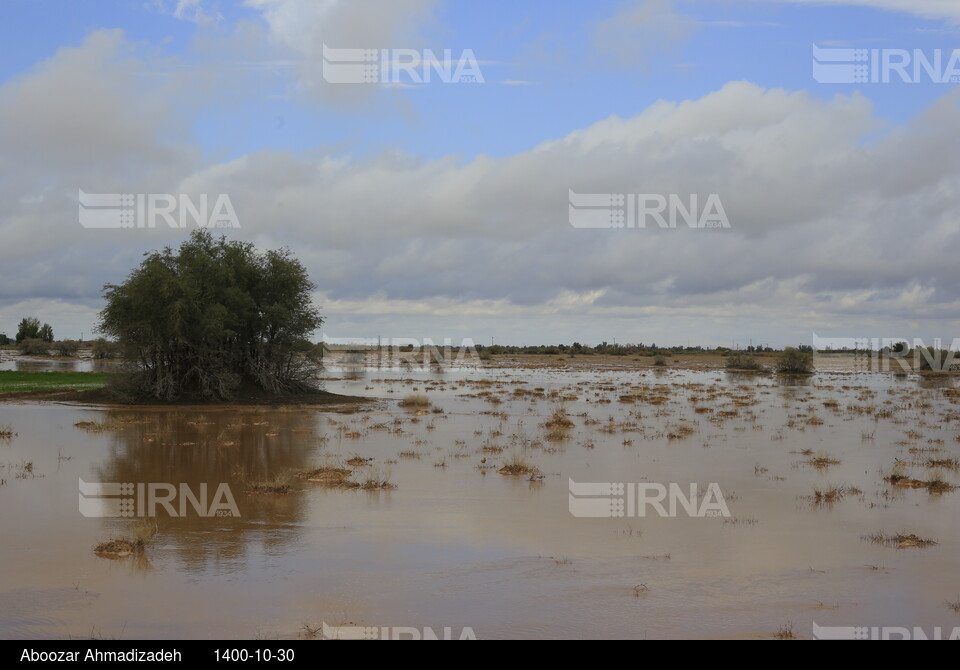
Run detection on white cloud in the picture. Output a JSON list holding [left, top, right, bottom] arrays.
[[749, 0, 960, 22], [241, 0, 442, 102], [4, 30, 960, 344], [150, 0, 223, 25], [591, 0, 701, 68]]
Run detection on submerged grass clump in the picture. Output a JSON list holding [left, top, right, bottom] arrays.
[[346, 456, 373, 466], [94, 537, 146, 557], [806, 451, 841, 469], [498, 454, 540, 477], [542, 407, 573, 441], [399, 393, 431, 409], [812, 484, 847, 505], [245, 472, 294, 495], [13, 460, 40, 480], [885, 469, 957, 494], [297, 463, 394, 490], [359, 468, 396, 490], [861, 531, 938, 549], [774, 623, 799, 640], [94, 520, 157, 558], [544, 408, 574, 429], [298, 466, 357, 488]]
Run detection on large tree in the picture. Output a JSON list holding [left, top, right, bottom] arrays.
[[16, 317, 53, 343], [98, 230, 324, 401]]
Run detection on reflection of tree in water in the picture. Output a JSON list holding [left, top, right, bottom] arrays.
[[724, 371, 764, 384], [916, 374, 958, 390], [91, 408, 325, 574], [774, 374, 813, 389], [342, 353, 367, 380]]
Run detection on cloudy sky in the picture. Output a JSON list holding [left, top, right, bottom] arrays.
[[2, 0, 960, 348]]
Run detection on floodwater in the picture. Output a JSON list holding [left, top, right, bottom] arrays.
[[0, 354, 122, 373], [1, 358, 960, 639]]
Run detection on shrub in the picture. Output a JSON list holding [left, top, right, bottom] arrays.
[[726, 353, 765, 371], [775, 347, 813, 374], [53, 340, 80, 357], [18, 338, 49, 356], [91, 338, 120, 359]]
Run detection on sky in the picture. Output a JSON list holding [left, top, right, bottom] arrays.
[[2, 0, 960, 348]]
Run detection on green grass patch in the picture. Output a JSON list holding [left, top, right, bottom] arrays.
[[0, 371, 112, 393]]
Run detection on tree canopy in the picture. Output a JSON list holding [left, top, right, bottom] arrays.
[[16, 317, 53, 343], [98, 230, 324, 401]]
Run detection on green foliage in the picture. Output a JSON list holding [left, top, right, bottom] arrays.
[[775, 347, 813, 374], [0, 371, 110, 393], [98, 230, 324, 401], [16, 317, 53, 343]]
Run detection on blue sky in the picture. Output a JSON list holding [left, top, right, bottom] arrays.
[[4, 0, 956, 160], [2, 0, 960, 346]]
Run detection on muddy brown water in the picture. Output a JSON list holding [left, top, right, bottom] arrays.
[[1, 360, 960, 639]]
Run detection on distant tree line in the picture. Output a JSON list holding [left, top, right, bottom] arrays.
[[475, 342, 779, 356]]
